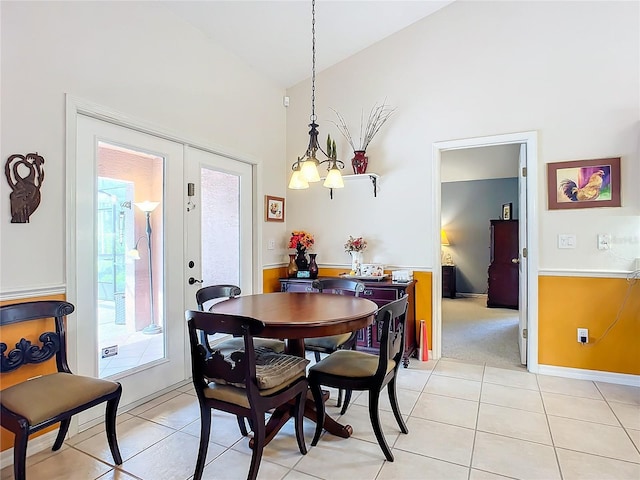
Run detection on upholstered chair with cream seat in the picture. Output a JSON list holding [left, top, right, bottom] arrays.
[[0, 301, 123, 480], [308, 294, 409, 461], [186, 309, 308, 480]]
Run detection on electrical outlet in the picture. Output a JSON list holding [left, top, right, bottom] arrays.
[[577, 328, 588, 344], [597, 234, 611, 250], [267, 239, 275, 250]]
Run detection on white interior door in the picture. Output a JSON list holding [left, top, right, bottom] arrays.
[[185, 147, 253, 310], [518, 143, 528, 365], [74, 114, 186, 425]]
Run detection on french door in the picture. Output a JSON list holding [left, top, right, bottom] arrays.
[[74, 114, 186, 425]]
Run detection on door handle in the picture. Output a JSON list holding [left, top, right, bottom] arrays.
[[188, 277, 203, 285], [511, 258, 520, 264]]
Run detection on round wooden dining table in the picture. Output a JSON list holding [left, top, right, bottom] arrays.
[[210, 291, 378, 443]]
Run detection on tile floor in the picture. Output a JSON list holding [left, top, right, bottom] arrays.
[[2, 358, 639, 480]]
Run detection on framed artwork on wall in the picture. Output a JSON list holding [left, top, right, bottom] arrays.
[[547, 157, 621, 210], [265, 195, 284, 222], [502, 203, 512, 220]]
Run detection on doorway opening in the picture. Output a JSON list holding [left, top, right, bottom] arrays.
[[432, 131, 539, 372]]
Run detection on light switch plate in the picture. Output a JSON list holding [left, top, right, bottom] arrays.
[[558, 234, 576, 249]]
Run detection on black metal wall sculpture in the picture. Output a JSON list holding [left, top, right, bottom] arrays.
[[5, 152, 45, 223]]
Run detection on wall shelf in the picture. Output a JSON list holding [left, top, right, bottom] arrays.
[[321, 173, 380, 199]]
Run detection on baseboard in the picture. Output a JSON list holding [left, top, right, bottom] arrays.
[[0, 429, 59, 470], [538, 364, 640, 387]]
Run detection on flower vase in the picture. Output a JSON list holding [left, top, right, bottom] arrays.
[[287, 254, 298, 278], [295, 248, 309, 271], [352, 150, 368, 174], [308, 254, 319, 279], [350, 251, 363, 276]]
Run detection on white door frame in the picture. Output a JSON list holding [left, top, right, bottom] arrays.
[[65, 95, 263, 425], [431, 131, 539, 373]]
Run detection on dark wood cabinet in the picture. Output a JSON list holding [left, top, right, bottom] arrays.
[[487, 220, 519, 309], [442, 265, 456, 298], [279, 277, 417, 366]]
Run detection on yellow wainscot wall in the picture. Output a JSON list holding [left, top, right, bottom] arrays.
[[538, 275, 640, 375], [0, 293, 66, 452]]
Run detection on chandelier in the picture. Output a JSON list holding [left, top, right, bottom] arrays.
[[288, 0, 344, 192]]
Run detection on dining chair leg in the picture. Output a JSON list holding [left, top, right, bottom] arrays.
[[340, 389, 353, 415], [294, 390, 308, 455], [368, 390, 394, 462], [193, 408, 212, 480], [248, 419, 266, 480], [309, 381, 325, 446], [236, 415, 249, 436], [52, 418, 71, 451], [13, 427, 28, 480], [336, 388, 343, 407], [314, 351, 321, 362], [105, 395, 123, 464], [387, 378, 408, 434]]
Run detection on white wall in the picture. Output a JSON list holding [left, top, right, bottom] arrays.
[[285, 1, 639, 273], [0, 1, 288, 292]]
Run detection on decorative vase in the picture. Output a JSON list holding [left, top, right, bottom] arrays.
[[308, 254, 319, 279], [287, 253, 298, 278], [352, 150, 368, 174], [295, 247, 309, 271], [350, 251, 363, 276]]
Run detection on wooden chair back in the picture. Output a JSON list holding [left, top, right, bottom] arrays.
[[375, 294, 409, 378]]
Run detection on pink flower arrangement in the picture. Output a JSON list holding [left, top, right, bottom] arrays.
[[289, 230, 314, 251], [344, 236, 367, 253]]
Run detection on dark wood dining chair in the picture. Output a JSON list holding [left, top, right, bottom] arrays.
[[196, 284, 286, 435], [0, 301, 123, 480], [304, 277, 365, 410], [308, 294, 409, 461], [186, 309, 309, 480]]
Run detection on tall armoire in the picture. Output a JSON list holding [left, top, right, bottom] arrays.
[[487, 219, 519, 309]]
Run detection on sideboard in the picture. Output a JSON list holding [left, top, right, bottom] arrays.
[[279, 277, 417, 366]]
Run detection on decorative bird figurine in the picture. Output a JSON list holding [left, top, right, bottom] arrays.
[[5, 152, 45, 223], [560, 169, 605, 202]]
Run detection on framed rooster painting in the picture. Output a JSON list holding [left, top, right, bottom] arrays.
[[547, 157, 621, 210]]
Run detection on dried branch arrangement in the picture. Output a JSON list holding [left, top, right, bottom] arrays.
[[331, 101, 396, 152]]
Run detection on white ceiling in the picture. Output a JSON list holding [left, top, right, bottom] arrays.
[[161, 1, 454, 89]]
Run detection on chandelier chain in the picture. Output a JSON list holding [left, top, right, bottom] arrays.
[[310, 0, 316, 122]]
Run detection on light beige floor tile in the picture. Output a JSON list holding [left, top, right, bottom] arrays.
[[74, 416, 175, 463], [423, 374, 482, 402], [393, 416, 474, 466], [469, 469, 514, 480], [627, 428, 640, 450], [350, 385, 420, 415], [406, 358, 437, 372], [201, 448, 290, 480], [395, 366, 431, 391], [433, 359, 485, 381], [542, 391, 619, 425], [483, 366, 539, 390], [334, 403, 405, 446], [177, 383, 194, 393], [231, 418, 316, 469], [548, 415, 640, 463], [96, 469, 142, 480], [596, 382, 640, 405], [137, 392, 200, 429], [609, 401, 640, 430], [19, 446, 113, 480], [377, 448, 469, 479], [477, 403, 551, 444], [283, 470, 321, 480], [556, 447, 640, 480], [127, 390, 182, 416], [481, 382, 544, 413], [294, 435, 385, 480], [121, 431, 225, 480], [537, 374, 602, 399], [472, 431, 560, 480], [412, 392, 479, 428], [181, 410, 247, 448], [66, 413, 134, 446]]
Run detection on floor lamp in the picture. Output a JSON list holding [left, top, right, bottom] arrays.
[[132, 201, 161, 335]]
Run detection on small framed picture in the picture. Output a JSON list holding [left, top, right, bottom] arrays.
[[265, 195, 284, 222], [502, 203, 512, 220]]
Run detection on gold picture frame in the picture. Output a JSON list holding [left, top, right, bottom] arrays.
[[265, 195, 284, 222]]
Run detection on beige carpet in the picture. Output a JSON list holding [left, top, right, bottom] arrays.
[[442, 295, 524, 369]]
